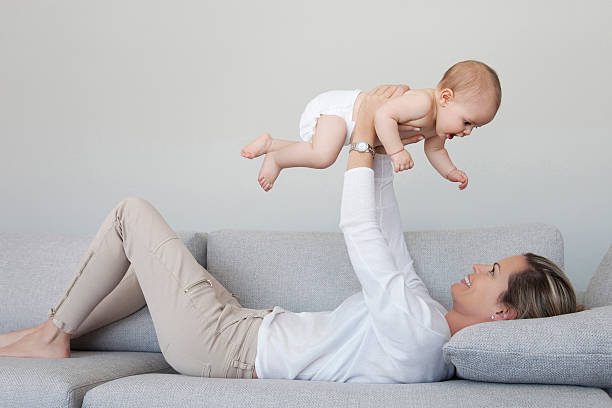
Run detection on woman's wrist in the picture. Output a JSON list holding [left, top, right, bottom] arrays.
[[347, 97, 378, 170]]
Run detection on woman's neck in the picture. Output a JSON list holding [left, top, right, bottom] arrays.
[[444, 310, 484, 337]]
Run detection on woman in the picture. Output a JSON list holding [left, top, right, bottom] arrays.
[[0, 86, 585, 383]]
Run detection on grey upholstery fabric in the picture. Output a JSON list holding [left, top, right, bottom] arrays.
[[0, 351, 171, 408], [443, 305, 612, 388], [585, 244, 612, 308], [576, 290, 586, 305], [70, 307, 161, 352], [2, 226, 610, 406], [206, 224, 563, 312], [0, 231, 207, 353], [81, 374, 612, 408]]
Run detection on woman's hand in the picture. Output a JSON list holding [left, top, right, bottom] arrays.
[[365, 84, 424, 135], [348, 84, 424, 170], [366, 84, 411, 98]]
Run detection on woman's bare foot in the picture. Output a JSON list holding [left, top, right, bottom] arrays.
[[0, 318, 71, 359], [241, 133, 272, 159], [258, 152, 281, 192], [0, 321, 47, 348]]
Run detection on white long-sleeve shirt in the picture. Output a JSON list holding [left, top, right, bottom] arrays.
[[254, 155, 454, 383]]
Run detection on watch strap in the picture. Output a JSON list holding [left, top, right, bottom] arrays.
[[349, 142, 375, 157]]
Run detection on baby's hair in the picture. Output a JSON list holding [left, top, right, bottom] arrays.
[[438, 60, 502, 110]]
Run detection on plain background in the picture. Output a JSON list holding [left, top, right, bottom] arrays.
[[1, 1, 610, 292]]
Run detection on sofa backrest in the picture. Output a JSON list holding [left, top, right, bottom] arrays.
[[0, 223, 566, 352], [585, 244, 612, 308], [0, 231, 206, 353], [206, 223, 564, 313]]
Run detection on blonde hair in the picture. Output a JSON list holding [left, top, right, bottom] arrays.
[[498, 253, 589, 319], [437, 60, 502, 111]]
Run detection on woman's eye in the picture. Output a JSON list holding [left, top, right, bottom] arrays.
[[489, 267, 495, 276]]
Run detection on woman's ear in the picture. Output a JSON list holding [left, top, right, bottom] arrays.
[[496, 306, 518, 320]]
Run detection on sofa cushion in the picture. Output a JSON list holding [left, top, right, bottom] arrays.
[[0, 351, 171, 408], [81, 373, 612, 408], [443, 305, 612, 388], [206, 224, 563, 312], [585, 244, 612, 308], [0, 231, 206, 353]]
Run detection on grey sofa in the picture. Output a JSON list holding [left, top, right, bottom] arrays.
[[1, 224, 611, 408]]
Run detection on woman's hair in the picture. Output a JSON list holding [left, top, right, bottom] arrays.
[[498, 253, 589, 319], [437, 60, 502, 111]]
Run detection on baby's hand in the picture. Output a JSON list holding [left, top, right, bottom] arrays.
[[390, 149, 414, 173], [446, 169, 468, 190]]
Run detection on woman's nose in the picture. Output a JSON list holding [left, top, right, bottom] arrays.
[[473, 264, 489, 273]]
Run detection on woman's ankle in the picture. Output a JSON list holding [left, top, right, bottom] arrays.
[[39, 318, 71, 344]]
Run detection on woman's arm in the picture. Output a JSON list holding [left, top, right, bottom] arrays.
[[346, 85, 413, 171], [350, 86, 427, 289], [340, 88, 435, 354], [373, 154, 428, 292]]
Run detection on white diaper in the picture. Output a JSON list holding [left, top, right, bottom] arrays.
[[298, 89, 362, 146]]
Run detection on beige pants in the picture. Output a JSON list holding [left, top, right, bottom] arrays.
[[48, 197, 271, 378]]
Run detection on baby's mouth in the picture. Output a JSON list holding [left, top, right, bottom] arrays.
[[447, 134, 455, 140]]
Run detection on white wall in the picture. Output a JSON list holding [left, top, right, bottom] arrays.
[[1, 0, 610, 291]]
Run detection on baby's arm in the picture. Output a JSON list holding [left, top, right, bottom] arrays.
[[424, 137, 468, 189], [423, 136, 455, 177], [374, 91, 431, 172]]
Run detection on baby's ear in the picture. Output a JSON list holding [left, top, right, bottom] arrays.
[[439, 88, 455, 106]]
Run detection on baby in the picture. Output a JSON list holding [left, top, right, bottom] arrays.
[[241, 60, 501, 192]]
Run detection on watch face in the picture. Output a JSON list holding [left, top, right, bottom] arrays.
[[356, 142, 368, 151]]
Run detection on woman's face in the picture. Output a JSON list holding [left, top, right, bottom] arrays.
[[450, 255, 527, 321]]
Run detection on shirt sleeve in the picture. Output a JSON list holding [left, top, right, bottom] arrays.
[[372, 155, 427, 292], [339, 165, 438, 354]]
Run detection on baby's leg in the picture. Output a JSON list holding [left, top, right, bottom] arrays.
[[241, 133, 298, 159], [258, 115, 346, 191]]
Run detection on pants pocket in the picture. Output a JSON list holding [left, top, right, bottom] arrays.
[[214, 304, 256, 336], [223, 320, 258, 379]]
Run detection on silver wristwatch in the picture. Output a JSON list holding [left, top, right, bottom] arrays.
[[349, 141, 375, 157]]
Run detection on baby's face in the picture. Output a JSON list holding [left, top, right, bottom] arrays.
[[435, 91, 498, 140]]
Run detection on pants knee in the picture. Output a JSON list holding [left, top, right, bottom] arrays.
[[119, 197, 152, 212]]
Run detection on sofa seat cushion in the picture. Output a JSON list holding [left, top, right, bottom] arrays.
[[0, 351, 171, 408], [82, 374, 611, 408]]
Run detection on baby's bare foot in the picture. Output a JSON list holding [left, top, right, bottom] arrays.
[[258, 152, 281, 192], [241, 133, 272, 159], [0, 320, 70, 359]]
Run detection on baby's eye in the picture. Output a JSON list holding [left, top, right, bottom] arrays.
[[464, 121, 471, 126]]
